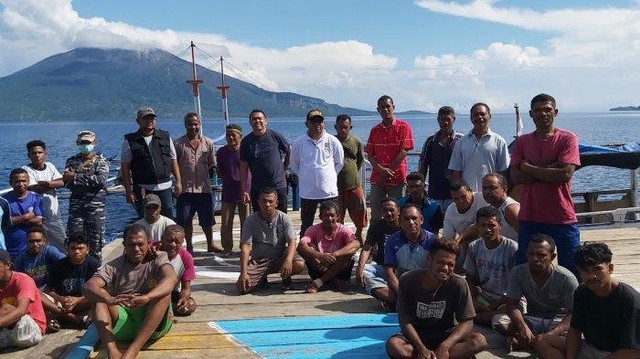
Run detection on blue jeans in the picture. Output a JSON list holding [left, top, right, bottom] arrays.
[[517, 221, 580, 277]]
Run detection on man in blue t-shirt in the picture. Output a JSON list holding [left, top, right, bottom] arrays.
[[2, 168, 43, 259], [381, 204, 436, 312], [45, 235, 99, 327], [397, 172, 443, 234], [239, 109, 291, 213]]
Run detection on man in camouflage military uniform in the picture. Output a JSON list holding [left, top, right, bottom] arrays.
[[63, 131, 109, 260]]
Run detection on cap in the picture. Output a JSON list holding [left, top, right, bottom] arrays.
[[77, 130, 96, 143], [136, 106, 157, 120], [306, 109, 324, 122], [143, 194, 162, 208], [0, 249, 11, 263]]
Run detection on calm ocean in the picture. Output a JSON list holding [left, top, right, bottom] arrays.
[[1, 111, 639, 242]]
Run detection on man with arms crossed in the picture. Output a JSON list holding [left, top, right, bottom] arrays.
[[385, 239, 487, 359], [240, 109, 291, 213], [84, 224, 177, 359], [493, 234, 578, 353], [510, 93, 581, 276], [365, 95, 414, 224], [236, 188, 305, 294], [537, 242, 640, 359], [418, 106, 463, 214]]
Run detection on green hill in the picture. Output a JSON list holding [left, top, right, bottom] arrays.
[[0, 47, 379, 121]]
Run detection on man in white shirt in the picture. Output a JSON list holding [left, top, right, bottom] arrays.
[[290, 109, 344, 237], [22, 140, 66, 252], [134, 194, 176, 243]]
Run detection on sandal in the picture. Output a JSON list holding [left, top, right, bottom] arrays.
[[80, 315, 92, 329], [47, 318, 61, 333]]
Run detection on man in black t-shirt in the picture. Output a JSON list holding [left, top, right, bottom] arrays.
[[537, 242, 640, 359], [355, 197, 400, 311], [45, 236, 99, 327], [386, 239, 487, 359]]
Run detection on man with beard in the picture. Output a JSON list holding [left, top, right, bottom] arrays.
[[536, 242, 640, 359], [385, 239, 488, 359], [493, 234, 578, 353]]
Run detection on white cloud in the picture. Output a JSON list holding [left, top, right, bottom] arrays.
[[1, 0, 640, 112]]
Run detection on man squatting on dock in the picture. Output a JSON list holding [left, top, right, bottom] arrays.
[[3, 96, 639, 358]]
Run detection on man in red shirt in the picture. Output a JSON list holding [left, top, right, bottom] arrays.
[[510, 93, 581, 276], [365, 95, 414, 225], [0, 249, 46, 349]]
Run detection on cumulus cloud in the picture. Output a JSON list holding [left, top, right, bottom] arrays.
[[1, 0, 640, 112]]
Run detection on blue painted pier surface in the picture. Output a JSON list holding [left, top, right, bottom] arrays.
[[214, 313, 399, 359]]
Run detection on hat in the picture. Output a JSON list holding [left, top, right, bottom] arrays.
[[306, 109, 324, 122], [77, 130, 96, 143], [136, 106, 157, 120], [143, 194, 162, 208], [0, 249, 11, 263]]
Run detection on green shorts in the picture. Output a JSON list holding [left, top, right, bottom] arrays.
[[112, 305, 173, 342]]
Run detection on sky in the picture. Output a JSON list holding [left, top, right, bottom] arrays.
[[1, 0, 639, 113]]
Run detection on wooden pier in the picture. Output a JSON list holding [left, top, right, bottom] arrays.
[[1, 209, 639, 359]]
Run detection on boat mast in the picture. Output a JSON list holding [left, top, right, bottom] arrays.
[[217, 56, 230, 126], [514, 103, 523, 138], [186, 41, 204, 134]]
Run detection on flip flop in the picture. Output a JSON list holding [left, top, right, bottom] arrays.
[[47, 318, 61, 333]]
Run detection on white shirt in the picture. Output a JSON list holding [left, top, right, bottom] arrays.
[[135, 215, 176, 243], [443, 192, 488, 240], [22, 162, 62, 219], [290, 131, 344, 199]]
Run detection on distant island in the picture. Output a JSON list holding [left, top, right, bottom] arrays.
[[0, 47, 430, 122], [610, 106, 640, 111]]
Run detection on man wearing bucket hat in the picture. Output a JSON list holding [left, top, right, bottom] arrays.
[[121, 107, 182, 220], [63, 130, 109, 259]]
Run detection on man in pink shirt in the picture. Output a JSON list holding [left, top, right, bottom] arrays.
[[510, 93, 581, 275], [0, 249, 46, 349], [159, 225, 197, 316], [365, 95, 414, 225], [298, 201, 360, 293]]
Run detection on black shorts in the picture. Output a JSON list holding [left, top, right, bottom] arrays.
[[176, 193, 215, 227]]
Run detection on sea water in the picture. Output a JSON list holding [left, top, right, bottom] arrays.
[[1, 112, 639, 242]]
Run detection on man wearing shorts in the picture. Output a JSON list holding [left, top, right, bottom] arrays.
[[493, 234, 578, 353], [335, 114, 368, 245], [537, 242, 640, 359], [385, 239, 487, 359], [174, 112, 218, 253], [0, 249, 46, 349], [236, 188, 305, 294], [84, 224, 177, 359]]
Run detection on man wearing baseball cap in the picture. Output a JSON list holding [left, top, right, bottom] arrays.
[[290, 109, 344, 237], [134, 194, 176, 243], [120, 107, 182, 220], [0, 249, 46, 349], [63, 130, 109, 259]]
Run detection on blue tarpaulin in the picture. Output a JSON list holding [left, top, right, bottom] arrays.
[[579, 143, 640, 170]]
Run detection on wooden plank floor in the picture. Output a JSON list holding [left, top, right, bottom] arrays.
[[1, 211, 639, 358]]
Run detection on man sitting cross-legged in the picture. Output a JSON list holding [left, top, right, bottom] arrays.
[[44, 235, 100, 328], [385, 239, 488, 359], [158, 225, 197, 316], [463, 206, 518, 327], [493, 234, 578, 353], [536, 242, 640, 359], [236, 188, 305, 294], [84, 224, 177, 359], [379, 203, 437, 312], [356, 197, 401, 311], [297, 200, 360, 293], [0, 249, 46, 349]]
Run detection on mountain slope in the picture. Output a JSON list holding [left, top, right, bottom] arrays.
[[0, 47, 376, 121]]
